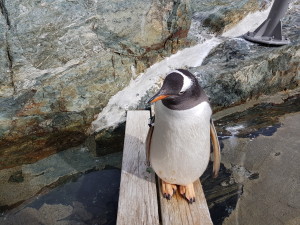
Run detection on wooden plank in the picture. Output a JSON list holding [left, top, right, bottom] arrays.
[[158, 178, 213, 225], [117, 110, 159, 225]]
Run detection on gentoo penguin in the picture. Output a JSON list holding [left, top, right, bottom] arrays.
[[146, 69, 220, 203]]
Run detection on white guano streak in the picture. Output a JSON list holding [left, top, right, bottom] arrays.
[[91, 38, 221, 133]]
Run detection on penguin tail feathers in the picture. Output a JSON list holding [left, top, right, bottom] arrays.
[[210, 119, 221, 178]]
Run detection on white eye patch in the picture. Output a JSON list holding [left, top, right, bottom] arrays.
[[173, 70, 193, 92]]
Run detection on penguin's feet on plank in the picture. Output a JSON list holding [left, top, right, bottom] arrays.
[[162, 180, 177, 200], [179, 183, 196, 204]]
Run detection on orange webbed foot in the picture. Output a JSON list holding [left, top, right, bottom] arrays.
[[179, 183, 196, 204], [162, 180, 177, 200]]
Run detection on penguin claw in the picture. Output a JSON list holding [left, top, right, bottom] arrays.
[[162, 180, 177, 200], [179, 183, 196, 204], [166, 194, 171, 200], [163, 192, 171, 200], [189, 197, 195, 204]]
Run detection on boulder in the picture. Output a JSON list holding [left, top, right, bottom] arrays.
[[1, 0, 299, 170], [189, 1, 299, 110], [0, 0, 191, 169]]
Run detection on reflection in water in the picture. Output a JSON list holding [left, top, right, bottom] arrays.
[[1, 169, 121, 225]]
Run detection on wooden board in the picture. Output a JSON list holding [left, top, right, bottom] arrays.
[[158, 178, 213, 225], [116, 111, 159, 225]]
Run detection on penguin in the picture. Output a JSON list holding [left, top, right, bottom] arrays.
[[146, 69, 220, 203]]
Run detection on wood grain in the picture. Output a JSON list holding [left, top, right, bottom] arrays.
[[158, 179, 213, 225], [117, 111, 159, 225]]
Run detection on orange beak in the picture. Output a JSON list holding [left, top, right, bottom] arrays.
[[149, 94, 170, 103]]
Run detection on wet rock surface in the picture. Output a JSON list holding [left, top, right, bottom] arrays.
[[213, 95, 300, 224], [216, 94, 300, 137], [201, 162, 242, 225], [222, 113, 300, 225]]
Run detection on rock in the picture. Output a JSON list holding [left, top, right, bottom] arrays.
[[205, 95, 300, 224], [215, 94, 300, 138], [188, 0, 272, 42], [0, 0, 299, 170], [0, 0, 191, 169], [190, 3, 300, 110], [221, 112, 300, 225], [0, 11, 13, 97]]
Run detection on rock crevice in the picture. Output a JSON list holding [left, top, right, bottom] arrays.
[[0, 0, 10, 28]]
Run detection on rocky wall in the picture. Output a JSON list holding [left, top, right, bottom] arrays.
[[0, 0, 191, 169]]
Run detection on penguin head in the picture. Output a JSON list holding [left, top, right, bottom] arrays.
[[148, 69, 208, 110]]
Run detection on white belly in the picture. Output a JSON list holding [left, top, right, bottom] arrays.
[[150, 101, 212, 185]]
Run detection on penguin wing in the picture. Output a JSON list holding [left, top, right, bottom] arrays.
[[210, 119, 221, 178], [146, 123, 154, 166]]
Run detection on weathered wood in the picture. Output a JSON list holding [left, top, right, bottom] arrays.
[[158, 178, 213, 225], [117, 111, 159, 225]]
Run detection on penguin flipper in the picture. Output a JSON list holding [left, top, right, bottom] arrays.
[[146, 125, 154, 166], [210, 119, 221, 178]]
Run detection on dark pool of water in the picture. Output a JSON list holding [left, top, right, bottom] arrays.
[[1, 168, 121, 225], [216, 94, 300, 138], [201, 162, 242, 225], [1, 164, 237, 225]]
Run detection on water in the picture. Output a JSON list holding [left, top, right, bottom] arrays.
[[216, 94, 300, 138], [1, 168, 121, 225]]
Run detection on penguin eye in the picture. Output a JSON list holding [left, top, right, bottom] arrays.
[[179, 91, 185, 95]]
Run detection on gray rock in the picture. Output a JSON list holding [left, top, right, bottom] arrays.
[[190, 4, 300, 110], [222, 113, 300, 225], [0, 10, 13, 97], [188, 0, 272, 42], [0, 0, 299, 170], [0, 0, 191, 169]]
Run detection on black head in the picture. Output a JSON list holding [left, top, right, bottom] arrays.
[[147, 69, 208, 110]]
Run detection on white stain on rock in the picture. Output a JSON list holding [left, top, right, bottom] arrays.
[[91, 38, 221, 133]]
